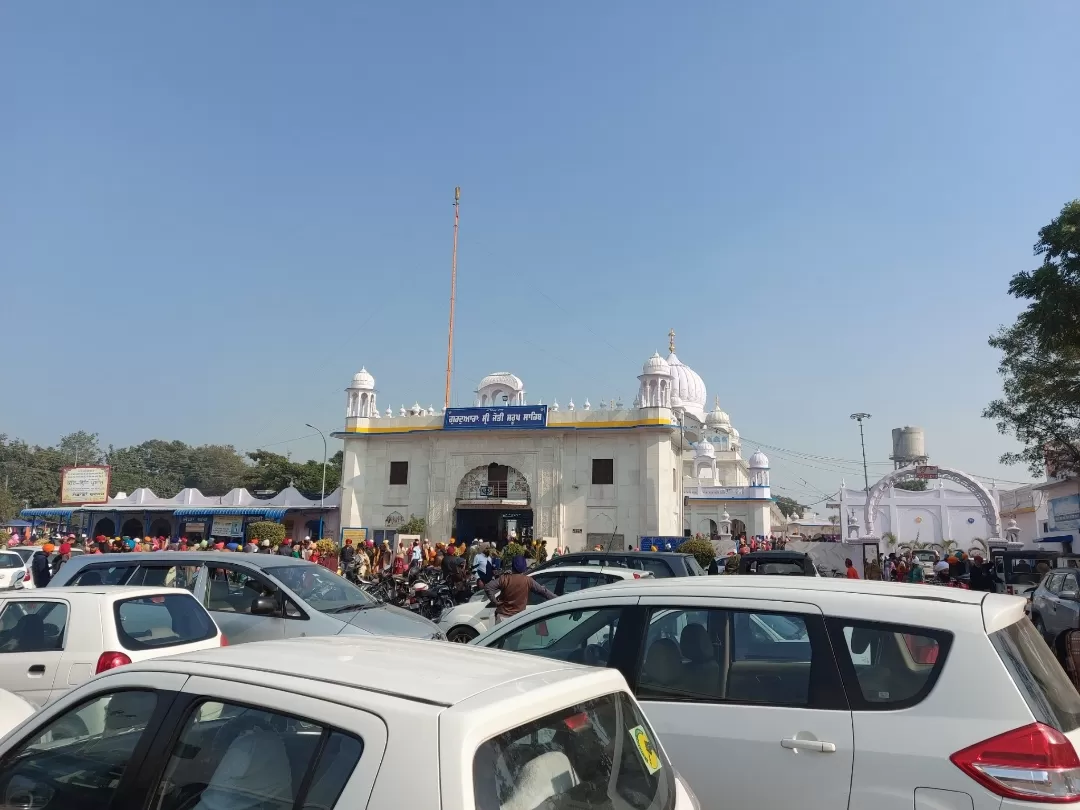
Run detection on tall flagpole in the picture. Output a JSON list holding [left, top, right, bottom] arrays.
[[444, 187, 460, 409]]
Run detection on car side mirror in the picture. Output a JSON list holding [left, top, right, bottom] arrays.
[[251, 595, 280, 615], [1061, 590, 1080, 602]]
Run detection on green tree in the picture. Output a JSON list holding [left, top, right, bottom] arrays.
[[985, 200, 1080, 477], [58, 432, 104, 467], [246, 520, 285, 547], [107, 440, 192, 496], [677, 538, 716, 568], [186, 445, 250, 495], [399, 515, 426, 535], [774, 496, 805, 519], [894, 479, 928, 491]]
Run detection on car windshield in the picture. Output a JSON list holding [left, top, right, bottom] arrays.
[[271, 565, 376, 612], [0, 555, 23, 569], [11, 548, 36, 563], [914, 551, 935, 562]]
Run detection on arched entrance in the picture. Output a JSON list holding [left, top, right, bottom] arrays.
[[731, 518, 746, 541], [92, 518, 115, 538], [148, 518, 172, 538], [120, 518, 144, 539], [863, 466, 1001, 542], [454, 464, 532, 547]]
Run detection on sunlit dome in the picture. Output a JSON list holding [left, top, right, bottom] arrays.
[[705, 397, 730, 428], [478, 372, 523, 391], [749, 449, 770, 469], [350, 367, 375, 390], [641, 352, 670, 376]]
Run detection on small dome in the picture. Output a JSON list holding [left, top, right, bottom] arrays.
[[641, 352, 670, 376], [478, 372, 523, 391], [350, 367, 375, 390], [693, 440, 716, 459], [705, 397, 730, 428], [749, 449, 770, 468]]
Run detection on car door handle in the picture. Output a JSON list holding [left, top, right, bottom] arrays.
[[781, 738, 836, 753], [27, 665, 45, 676]]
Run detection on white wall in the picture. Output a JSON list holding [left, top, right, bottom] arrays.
[[339, 411, 681, 550]]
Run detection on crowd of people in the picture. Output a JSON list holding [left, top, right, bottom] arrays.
[[842, 549, 1001, 590]]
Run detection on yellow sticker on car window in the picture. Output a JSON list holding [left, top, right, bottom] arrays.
[[628, 725, 662, 774]]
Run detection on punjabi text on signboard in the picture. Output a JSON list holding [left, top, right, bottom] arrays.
[[341, 527, 368, 546], [443, 405, 548, 430], [60, 466, 111, 505], [210, 516, 245, 538]]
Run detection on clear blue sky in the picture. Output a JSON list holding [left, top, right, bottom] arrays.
[[3, 1, 1078, 506]]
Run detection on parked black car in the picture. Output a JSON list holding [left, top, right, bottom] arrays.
[[736, 551, 818, 576], [531, 551, 705, 578]]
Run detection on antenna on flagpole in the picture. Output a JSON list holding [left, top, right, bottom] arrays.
[[444, 187, 461, 409]]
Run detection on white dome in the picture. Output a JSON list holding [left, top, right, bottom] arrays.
[[749, 449, 770, 469], [478, 372, 523, 391], [641, 352, 670, 376], [705, 397, 730, 428], [666, 351, 706, 418], [693, 440, 715, 459], [350, 367, 375, 390]]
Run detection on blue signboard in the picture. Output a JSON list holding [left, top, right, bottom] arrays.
[[444, 405, 548, 430]]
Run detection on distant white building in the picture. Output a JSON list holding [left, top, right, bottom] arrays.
[[334, 333, 779, 550], [838, 479, 1002, 550]]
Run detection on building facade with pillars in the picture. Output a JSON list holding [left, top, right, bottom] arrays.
[[334, 334, 781, 550]]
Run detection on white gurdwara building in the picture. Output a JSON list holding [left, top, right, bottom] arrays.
[[334, 335, 780, 550]]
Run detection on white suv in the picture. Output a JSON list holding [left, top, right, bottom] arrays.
[[474, 575, 1080, 809]]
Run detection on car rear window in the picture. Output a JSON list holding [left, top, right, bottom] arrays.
[[114, 594, 218, 651], [831, 619, 952, 710], [990, 618, 1080, 732], [473, 691, 675, 810]]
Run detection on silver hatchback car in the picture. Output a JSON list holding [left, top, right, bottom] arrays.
[[48, 552, 444, 644]]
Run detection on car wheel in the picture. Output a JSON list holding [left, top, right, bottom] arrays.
[[447, 626, 479, 644]]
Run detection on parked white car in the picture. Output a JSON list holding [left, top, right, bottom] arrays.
[[8, 547, 42, 590], [438, 565, 652, 643], [473, 574, 1080, 809], [0, 553, 27, 591], [0, 586, 225, 706], [0, 636, 699, 810], [0, 687, 34, 738]]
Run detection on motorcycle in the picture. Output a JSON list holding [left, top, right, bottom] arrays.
[[403, 579, 455, 621]]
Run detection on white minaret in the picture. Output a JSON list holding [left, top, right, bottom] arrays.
[[749, 449, 770, 495], [637, 352, 672, 408], [346, 368, 377, 418]]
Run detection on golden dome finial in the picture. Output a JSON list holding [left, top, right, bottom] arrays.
[[668, 328, 676, 353]]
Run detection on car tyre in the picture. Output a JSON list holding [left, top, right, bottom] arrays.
[[447, 626, 479, 644]]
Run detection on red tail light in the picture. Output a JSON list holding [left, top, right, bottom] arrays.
[[633, 573, 642, 579], [951, 723, 1080, 803], [95, 651, 132, 674], [22, 570, 29, 582], [219, 634, 228, 647]]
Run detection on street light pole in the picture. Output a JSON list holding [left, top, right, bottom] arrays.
[[305, 424, 327, 540], [849, 413, 872, 492]]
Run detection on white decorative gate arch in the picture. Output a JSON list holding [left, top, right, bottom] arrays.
[[863, 466, 1001, 541]]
